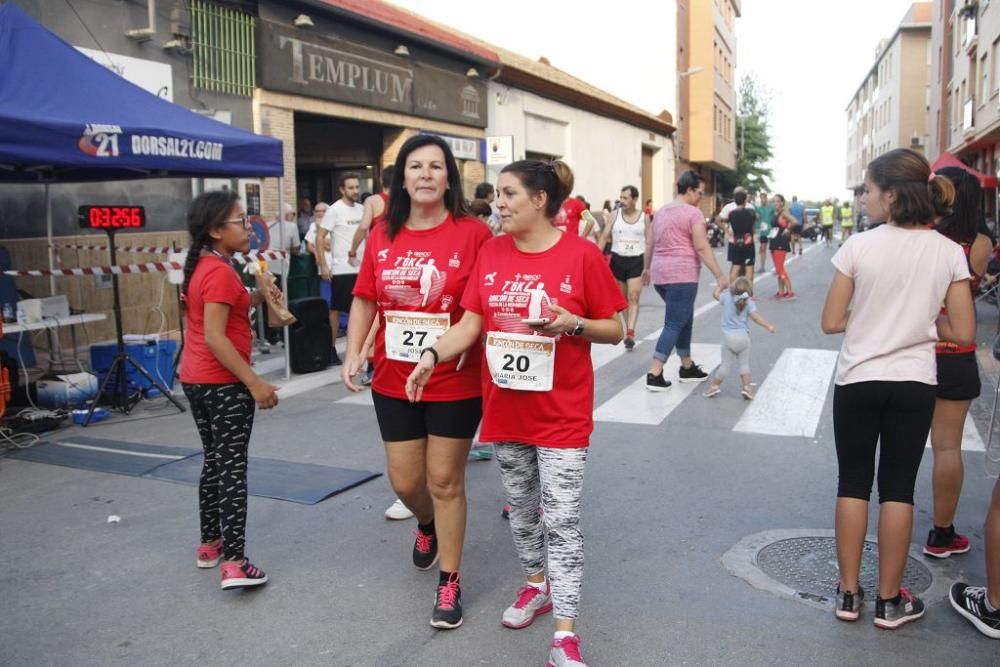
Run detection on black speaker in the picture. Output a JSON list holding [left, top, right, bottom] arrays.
[[288, 297, 332, 373]]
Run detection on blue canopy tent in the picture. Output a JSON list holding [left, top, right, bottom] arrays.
[[0, 2, 290, 375]]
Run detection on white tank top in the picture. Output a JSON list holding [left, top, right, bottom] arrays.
[[611, 208, 646, 257]]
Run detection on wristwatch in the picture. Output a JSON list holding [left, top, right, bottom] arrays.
[[567, 317, 585, 336]]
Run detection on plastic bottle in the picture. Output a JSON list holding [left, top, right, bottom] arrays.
[[1, 302, 13, 323]]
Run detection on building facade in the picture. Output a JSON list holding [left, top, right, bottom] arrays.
[[676, 0, 739, 215], [928, 0, 1000, 218], [845, 3, 932, 191]]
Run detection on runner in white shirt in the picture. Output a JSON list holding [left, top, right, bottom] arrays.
[[309, 173, 364, 364], [598, 185, 649, 351]]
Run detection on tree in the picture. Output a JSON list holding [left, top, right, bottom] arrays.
[[719, 76, 774, 197]]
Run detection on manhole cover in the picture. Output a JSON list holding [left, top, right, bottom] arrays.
[[756, 536, 933, 602]]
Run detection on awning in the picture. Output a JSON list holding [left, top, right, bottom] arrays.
[[930, 151, 998, 189]]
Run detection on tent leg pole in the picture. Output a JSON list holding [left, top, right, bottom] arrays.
[[279, 177, 290, 380], [46, 184, 55, 296]]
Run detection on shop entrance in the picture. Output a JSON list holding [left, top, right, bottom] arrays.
[[294, 114, 389, 206]]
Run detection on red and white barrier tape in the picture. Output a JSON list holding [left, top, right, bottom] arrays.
[[2, 262, 183, 277], [3, 250, 288, 277], [51, 244, 175, 254]]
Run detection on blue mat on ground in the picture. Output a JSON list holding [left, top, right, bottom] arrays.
[[146, 454, 381, 505], [7, 437, 380, 505], [6, 437, 197, 477]]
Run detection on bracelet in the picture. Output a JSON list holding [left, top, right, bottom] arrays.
[[421, 347, 439, 366], [348, 251, 357, 257]]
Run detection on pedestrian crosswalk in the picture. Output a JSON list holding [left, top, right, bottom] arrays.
[[593, 343, 721, 425], [733, 348, 838, 438], [334, 339, 990, 451]]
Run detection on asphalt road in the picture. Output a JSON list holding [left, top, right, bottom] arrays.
[[2, 238, 999, 666]]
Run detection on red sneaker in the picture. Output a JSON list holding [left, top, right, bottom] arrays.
[[923, 528, 970, 558], [197, 540, 222, 568], [220, 558, 268, 590], [547, 633, 587, 666]]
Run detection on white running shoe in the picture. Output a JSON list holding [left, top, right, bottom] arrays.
[[502, 581, 553, 628], [384, 498, 414, 520], [546, 633, 588, 666]]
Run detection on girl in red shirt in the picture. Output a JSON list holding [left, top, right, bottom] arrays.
[[179, 191, 279, 590], [406, 160, 625, 667], [342, 135, 491, 630]]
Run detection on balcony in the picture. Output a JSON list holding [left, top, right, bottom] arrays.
[[964, 98, 976, 134], [964, 16, 978, 54]]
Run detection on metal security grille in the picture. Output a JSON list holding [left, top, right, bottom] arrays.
[[191, 0, 255, 97]]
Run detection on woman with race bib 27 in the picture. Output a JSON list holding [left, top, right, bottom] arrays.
[[342, 134, 492, 630], [406, 159, 626, 667]]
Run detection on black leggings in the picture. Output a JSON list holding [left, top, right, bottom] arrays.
[[833, 381, 935, 504], [183, 382, 256, 561]]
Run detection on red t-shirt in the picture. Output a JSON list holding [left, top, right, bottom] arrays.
[[461, 233, 627, 448], [180, 255, 252, 384], [354, 214, 492, 401], [553, 198, 587, 236]]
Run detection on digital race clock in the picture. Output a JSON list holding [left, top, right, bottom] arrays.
[[78, 205, 146, 229]]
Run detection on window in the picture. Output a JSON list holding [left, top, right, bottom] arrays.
[[993, 38, 1000, 96], [980, 53, 989, 104], [192, 0, 256, 97]]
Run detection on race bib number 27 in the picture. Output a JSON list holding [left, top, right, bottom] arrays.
[[384, 311, 450, 362]]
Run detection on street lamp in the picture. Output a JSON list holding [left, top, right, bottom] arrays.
[[675, 67, 705, 157]]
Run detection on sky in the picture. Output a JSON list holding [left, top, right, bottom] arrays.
[[395, 0, 922, 201]]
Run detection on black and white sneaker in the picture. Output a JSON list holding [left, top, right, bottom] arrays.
[[835, 585, 865, 622], [412, 525, 439, 571], [430, 572, 463, 629], [645, 372, 672, 392], [624, 336, 635, 351], [950, 582, 1000, 639], [874, 588, 924, 629], [678, 363, 709, 383]]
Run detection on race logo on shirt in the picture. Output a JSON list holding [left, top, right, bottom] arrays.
[[484, 271, 497, 286], [380, 250, 448, 307], [448, 251, 461, 269], [487, 272, 558, 334], [377, 249, 389, 262], [560, 273, 573, 294]]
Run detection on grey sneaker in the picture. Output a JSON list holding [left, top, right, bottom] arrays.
[[874, 588, 925, 629], [835, 585, 865, 622], [501, 582, 552, 629]]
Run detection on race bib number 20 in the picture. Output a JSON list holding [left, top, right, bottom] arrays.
[[384, 311, 450, 362], [485, 331, 556, 392]]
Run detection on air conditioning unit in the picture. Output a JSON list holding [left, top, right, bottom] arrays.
[[911, 136, 923, 147], [170, 6, 191, 39]]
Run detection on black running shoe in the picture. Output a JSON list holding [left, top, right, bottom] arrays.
[[624, 336, 635, 351], [645, 372, 672, 392], [412, 526, 438, 570], [874, 588, 924, 629], [950, 582, 1000, 639], [678, 363, 709, 383], [430, 572, 463, 629], [330, 348, 343, 367]]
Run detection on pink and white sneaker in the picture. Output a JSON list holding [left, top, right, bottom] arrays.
[[501, 581, 553, 628], [197, 540, 222, 568], [546, 633, 587, 667], [220, 558, 268, 590]]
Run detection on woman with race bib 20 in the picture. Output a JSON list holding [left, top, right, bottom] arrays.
[[406, 159, 626, 667]]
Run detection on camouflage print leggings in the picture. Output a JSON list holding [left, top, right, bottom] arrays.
[[183, 382, 255, 562], [494, 442, 588, 620]]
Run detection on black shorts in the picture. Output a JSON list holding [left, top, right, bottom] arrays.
[[936, 352, 981, 400], [330, 273, 357, 312], [727, 243, 755, 266], [758, 235, 769, 245], [609, 253, 644, 282], [791, 224, 803, 235], [371, 391, 483, 442]]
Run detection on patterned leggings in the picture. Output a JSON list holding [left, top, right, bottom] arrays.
[[182, 383, 255, 561], [494, 442, 588, 620]]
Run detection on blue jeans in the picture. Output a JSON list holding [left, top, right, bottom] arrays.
[[653, 283, 698, 363]]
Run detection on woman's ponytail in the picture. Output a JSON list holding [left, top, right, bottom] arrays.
[[551, 160, 575, 204], [928, 174, 956, 219]]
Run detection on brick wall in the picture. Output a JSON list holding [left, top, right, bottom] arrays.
[[254, 100, 296, 221]]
